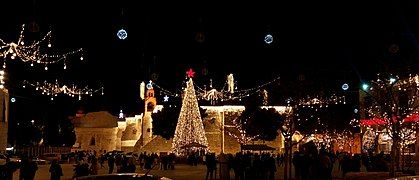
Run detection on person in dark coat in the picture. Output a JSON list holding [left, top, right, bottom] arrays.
[[205, 153, 217, 180], [49, 159, 63, 180], [20, 157, 38, 180], [107, 155, 115, 174]]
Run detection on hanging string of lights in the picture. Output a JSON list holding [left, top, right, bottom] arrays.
[[22, 80, 104, 100], [298, 94, 346, 107], [225, 116, 259, 144], [0, 24, 84, 69], [150, 74, 281, 104]]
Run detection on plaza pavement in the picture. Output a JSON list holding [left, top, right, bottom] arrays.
[[10, 161, 363, 180]]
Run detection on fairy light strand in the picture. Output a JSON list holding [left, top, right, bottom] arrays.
[[0, 24, 83, 68], [22, 80, 103, 100]]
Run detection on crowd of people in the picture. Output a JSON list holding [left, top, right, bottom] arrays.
[[0, 146, 400, 180]]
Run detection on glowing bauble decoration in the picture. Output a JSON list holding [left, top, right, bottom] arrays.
[[362, 84, 369, 91], [342, 83, 349, 91], [264, 34, 273, 44], [10, 98, 15, 102], [146, 81, 153, 89], [80, 56, 84, 61], [117, 29, 128, 40], [48, 44, 52, 48]]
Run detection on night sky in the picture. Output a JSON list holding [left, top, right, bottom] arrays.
[[2, 1, 419, 143]]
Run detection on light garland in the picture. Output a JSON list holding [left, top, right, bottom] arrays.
[[22, 80, 104, 100], [0, 70, 5, 89], [297, 94, 346, 106], [225, 116, 259, 144], [335, 130, 356, 151], [150, 73, 280, 104], [0, 24, 83, 69]]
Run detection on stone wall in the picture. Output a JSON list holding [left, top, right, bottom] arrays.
[[0, 89, 8, 153], [0, 122, 7, 153], [74, 127, 118, 153]]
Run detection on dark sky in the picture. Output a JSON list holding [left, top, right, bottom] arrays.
[[2, 1, 419, 132]]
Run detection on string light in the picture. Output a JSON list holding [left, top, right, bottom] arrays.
[[0, 24, 83, 69], [0, 70, 5, 89], [360, 74, 419, 153], [226, 116, 259, 144], [22, 80, 104, 100], [151, 75, 281, 104], [298, 94, 346, 106], [361, 74, 418, 126]]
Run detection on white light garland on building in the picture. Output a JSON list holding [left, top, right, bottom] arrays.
[[151, 74, 280, 104], [0, 70, 5, 89], [0, 24, 83, 69], [22, 80, 104, 100]]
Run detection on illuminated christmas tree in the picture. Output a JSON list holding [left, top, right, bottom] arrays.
[[172, 78, 208, 153]]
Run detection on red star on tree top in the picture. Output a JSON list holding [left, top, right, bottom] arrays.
[[186, 68, 195, 78]]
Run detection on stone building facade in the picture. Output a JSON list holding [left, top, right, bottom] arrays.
[[72, 105, 287, 154], [0, 89, 9, 153], [137, 105, 287, 154], [72, 111, 119, 153]]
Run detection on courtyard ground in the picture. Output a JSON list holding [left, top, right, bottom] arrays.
[[11, 161, 353, 180]]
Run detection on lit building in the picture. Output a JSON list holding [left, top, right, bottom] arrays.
[[0, 88, 9, 153]]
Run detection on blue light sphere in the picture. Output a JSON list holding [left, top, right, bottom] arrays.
[[342, 83, 349, 91], [264, 34, 273, 44], [117, 29, 128, 40]]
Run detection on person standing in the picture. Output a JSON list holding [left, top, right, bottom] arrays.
[[107, 155, 115, 174], [20, 157, 38, 180], [49, 160, 63, 180]]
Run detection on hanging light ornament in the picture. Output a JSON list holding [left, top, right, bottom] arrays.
[[264, 34, 273, 44], [117, 29, 128, 40]]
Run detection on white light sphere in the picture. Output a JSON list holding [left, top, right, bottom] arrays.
[[264, 34, 273, 44], [11, 98, 15, 102], [117, 29, 128, 40], [342, 83, 349, 91], [80, 56, 84, 61], [48, 44, 52, 48]]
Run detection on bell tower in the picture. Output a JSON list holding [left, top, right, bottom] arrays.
[[142, 81, 156, 146]]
